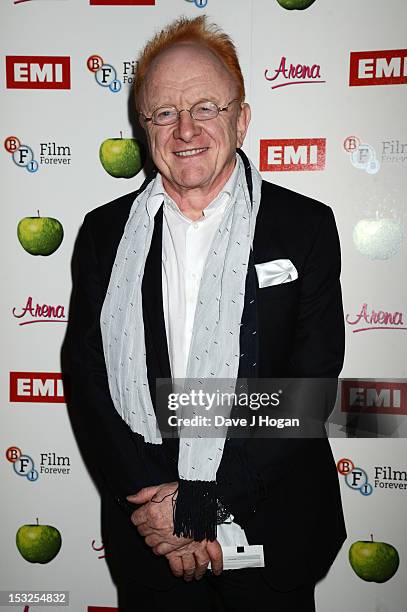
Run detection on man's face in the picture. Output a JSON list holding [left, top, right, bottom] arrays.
[[139, 44, 251, 197]]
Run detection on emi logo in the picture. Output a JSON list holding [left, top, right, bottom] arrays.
[[259, 138, 326, 171], [349, 49, 407, 86], [341, 381, 407, 415], [9, 372, 65, 403], [6, 56, 70, 89]]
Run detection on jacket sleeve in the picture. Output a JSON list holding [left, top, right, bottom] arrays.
[[65, 214, 145, 515], [215, 205, 345, 526]]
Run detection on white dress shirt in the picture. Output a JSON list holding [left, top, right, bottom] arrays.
[[146, 160, 250, 551]]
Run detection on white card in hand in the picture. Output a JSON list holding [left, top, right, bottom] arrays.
[[208, 545, 265, 571]]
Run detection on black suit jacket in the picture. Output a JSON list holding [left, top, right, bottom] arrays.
[[65, 154, 346, 592]]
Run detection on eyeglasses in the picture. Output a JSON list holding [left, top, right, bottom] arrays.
[[140, 99, 240, 126]]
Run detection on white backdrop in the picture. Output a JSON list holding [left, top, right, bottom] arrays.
[[1, 1, 406, 610]]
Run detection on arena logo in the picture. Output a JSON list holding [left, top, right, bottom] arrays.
[[264, 56, 325, 90], [4, 137, 71, 172], [341, 380, 407, 415], [87, 55, 122, 93], [9, 372, 65, 403], [89, 0, 154, 5], [14, 0, 67, 4], [346, 303, 406, 333], [5, 446, 71, 481], [259, 138, 326, 172], [349, 49, 407, 86], [12, 296, 67, 326], [5, 56, 70, 89], [337, 458, 373, 496]]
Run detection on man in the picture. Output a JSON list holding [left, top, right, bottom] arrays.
[[67, 15, 346, 612]]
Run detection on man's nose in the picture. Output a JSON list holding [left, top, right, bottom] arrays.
[[173, 110, 201, 141]]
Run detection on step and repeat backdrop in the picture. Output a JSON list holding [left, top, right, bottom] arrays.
[[1, 0, 406, 610]]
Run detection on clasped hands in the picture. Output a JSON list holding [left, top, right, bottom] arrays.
[[127, 481, 223, 582]]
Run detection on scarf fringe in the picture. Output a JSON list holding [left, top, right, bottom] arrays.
[[173, 479, 217, 542]]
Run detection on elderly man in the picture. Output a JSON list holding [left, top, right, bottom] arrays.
[[67, 15, 346, 612]]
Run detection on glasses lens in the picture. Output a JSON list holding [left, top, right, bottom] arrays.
[[191, 101, 218, 121], [153, 107, 178, 125]]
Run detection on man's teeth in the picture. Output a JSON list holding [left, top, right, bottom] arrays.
[[175, 148, 207, 157]]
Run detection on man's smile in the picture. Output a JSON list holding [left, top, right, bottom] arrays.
[[173, 147, 209, 158]]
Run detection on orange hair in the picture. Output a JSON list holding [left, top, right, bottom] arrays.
[[134, 15, 245, 107]]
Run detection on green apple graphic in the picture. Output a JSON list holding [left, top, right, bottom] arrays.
[[349, 535, 400, 583], [276, 0, 317, 9], [99, 132, 144, 178], [16, 518, 62, 564], [17, 211, 64, 256], [353, 217, 403, 260]]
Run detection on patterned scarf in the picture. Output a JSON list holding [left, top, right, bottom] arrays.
[[100, 153, 262, 539]]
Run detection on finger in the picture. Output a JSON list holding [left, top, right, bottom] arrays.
[[130, 507, 148, 527], [207, 540, 223, 576], [136, 523, 155, 537], [127, 486, 160, 505], [193, 546, 210, 581], [144, 533, 162, 549], [167, 555, 183, 578], [152, 541, 176, 556], [181, 553, 196, 582]]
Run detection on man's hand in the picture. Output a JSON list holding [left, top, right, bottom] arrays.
[[127, 483, 224, 580], [127, 482, 194, 553], [166, 539, 223, 582]]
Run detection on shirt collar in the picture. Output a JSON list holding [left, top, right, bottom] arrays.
[[146, 154, 240, 220]]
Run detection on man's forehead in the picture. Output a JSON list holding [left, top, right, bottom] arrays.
[[147, 42, 230, 84]]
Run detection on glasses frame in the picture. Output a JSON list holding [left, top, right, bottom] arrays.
[[140, 98, 241, 126]]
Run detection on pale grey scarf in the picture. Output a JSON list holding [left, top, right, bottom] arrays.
[[100, 154, 262, 490]]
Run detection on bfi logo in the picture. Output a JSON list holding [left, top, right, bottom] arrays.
[[341, 381, 407, 415], [259, 138, 326, 171], [6, 446, 39, 482], [10, 372, 65, 403], [6, 56, 70, 89], [87, 55, 122, 93], [337, 458, 373, 496], [350, 49, 407, 86], [4, 136, 39, 173]]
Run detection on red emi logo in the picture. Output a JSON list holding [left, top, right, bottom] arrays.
[[341, 380, 407, 415], [89, 0, 154, 4], [5, 56, 70, 89], [9, 372, 65, 403], [260, 138, 326, 172], [349, 49, 407, 86]]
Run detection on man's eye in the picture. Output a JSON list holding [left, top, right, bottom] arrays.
[[197, 104, 214, 114], [155, 109, 175, 120]]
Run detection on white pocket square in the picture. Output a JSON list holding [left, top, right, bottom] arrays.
[[255, 259, 298, 289]]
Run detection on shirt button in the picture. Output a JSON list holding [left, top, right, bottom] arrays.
[[193, 223, 199, 229]]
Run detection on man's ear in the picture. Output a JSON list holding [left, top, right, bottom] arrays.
[[236, 102, 251, 148]]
